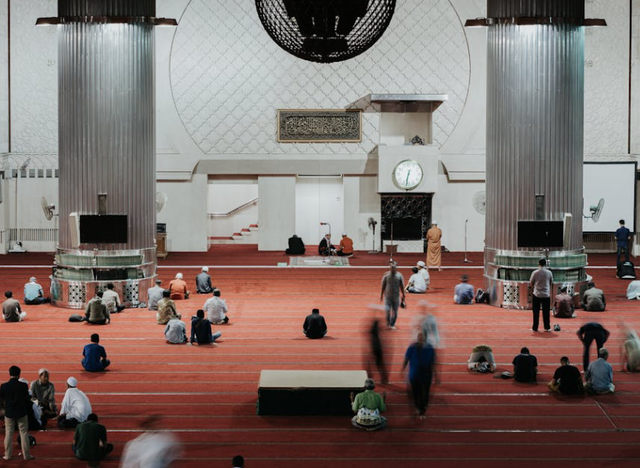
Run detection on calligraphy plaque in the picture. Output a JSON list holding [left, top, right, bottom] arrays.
[[277, 109, 362, 143]]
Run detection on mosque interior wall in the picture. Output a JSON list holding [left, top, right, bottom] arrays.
[[0, 0, 637, 254]]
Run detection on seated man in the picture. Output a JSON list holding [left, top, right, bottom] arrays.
[[82, 334, 110, 372], [627, 280, 640, 300], [318, 233, 336, 256], [190, 309, 222, 345], [512, 347, 538, 383], [203, 289, 229, 325], [553, 286, 576, 318], [168, 273, 189, 300], [417, 261, 430, 290], [285, 234, 305, 255], [585, 348, 615, 394], [196, 267, 214, 294], [85, 291, 110, 325], [303, 308, 327, 339], [24, 276, 49, 304], [454, 275, 474, 305], [350, 378, 387, 431], [406, 267, 427, 294], [30, 368, 57, 422], [337, 232, 354, 257], [467, 345, 497, 373], [548, 356, 584, 395], [2, 291, 27, 322], [102, 283, 125, 314], [165, 317, 188, 344], [147, 279, 164, 311], [58, 377, 92, 429], [622, 329, 640, 372], [582, 282, 606, 311], [156, 290, 180, 325], [72, 413, 113, 464]]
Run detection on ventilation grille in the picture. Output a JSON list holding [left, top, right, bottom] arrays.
[[9, 228, 58, 242]]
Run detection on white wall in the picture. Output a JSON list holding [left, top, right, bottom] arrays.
[[295, 178, 344, 247], [157, 174, 208, 252], [343, 176, 381, 251], [207, 180, 258, 238], [258, 176, 295, 251]]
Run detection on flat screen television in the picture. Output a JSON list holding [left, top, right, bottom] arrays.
[[517, 220, 564, 248], [80, 215, 128, 244], [382, 217, 422, 240]]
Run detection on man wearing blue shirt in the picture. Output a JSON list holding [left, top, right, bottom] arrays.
[[454, 275, 474, 304], [402, 332, 435, 419], [615, 219, 632, 266], [24, 277, 49, 305], [585, 348, 614, 394], [81, 334, 110, 372]]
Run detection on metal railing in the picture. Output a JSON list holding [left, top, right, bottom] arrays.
[[207, 197, 258, 218], [9, 228, 58, 242]]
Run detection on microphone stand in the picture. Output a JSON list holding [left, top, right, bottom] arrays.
[[463, 219, 473, 263]]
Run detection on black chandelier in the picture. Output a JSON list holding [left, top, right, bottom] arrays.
[[255, 0, 396, 63]]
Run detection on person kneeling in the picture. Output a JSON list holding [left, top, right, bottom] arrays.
[[548, 356, 583, 395], [468, 345, 497, 373], [350, 378, 387, 431], [303, 308, 327, 339], [190, 309, 222, 345], [585, 348, 615, 394], [72, 413, 113, 466], [82, 334, 110, 372]]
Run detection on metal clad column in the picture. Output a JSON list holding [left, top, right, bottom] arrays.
[[58, 1, 156, 250], [483, 0, 589, 308]]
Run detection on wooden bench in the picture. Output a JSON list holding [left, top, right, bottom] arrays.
[[257, 370, 367, 416]]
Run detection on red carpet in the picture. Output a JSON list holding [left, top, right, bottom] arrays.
[[0, 247, 639, 467]]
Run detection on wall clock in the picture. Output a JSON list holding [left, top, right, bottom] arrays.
[[393, 159, 423, 191]]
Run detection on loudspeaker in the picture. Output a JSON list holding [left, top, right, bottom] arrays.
[[563, 213, 572, 249], [98, 193, 107, 215], [68, 212, 80, 248]]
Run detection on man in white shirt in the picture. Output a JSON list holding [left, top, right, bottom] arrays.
[[203, 289, 229, 325], [406, 267, 427, 294], [120, 416, 181, 468], [529, 258, 553, 332], [147, 279, 164, 311], [417, 261, 430, 289], [164, 318, 188, 344], [58, 377, 92, 429], [102, 283, 125, 313]]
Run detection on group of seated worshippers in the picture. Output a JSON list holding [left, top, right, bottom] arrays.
[[318, 233, 354, 256], [164, 308, 223, 345], [406, 261, 430, 294]]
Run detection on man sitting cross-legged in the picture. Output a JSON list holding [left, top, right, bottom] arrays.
[[190, 309, 222, 345], [548, 356, 584, 395]]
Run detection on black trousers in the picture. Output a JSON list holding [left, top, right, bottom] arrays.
[[410, 368, 433, 415], [583, 330, 607, 371], [532, 296, 551, 331]]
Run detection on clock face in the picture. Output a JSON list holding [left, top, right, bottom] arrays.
[[393, 159, 423, 190]]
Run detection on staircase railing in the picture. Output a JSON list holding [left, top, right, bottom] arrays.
[[207, 197, 258, 218]]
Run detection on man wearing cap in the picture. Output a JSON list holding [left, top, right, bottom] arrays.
[[23, 277, 49, 305], [318, 233, 336, 256], [81, 334, 110, 373], [169, 273, 189, 300], [196, 267, 214, 294], [58, 377, 92, 429], [337, 232, 354, 256], [0, 365, 35, 460], [2, 291, 27, 322], [147, 279, 164, 311], [454, 275, 474, 304], [426, 221, 442, 271], [417, 261, 430, 289], [30, 369, 57, 421], [406, 267, 427, 294]]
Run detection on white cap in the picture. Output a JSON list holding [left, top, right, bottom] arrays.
[[67, 377, 77, 387], [342, 232, 347, 236], [176, 273, 183, 279], [431, 220, 438, 225], [417, 261, 426, 267], [29, 277, 36, 282], [202, 266, 209, 272]]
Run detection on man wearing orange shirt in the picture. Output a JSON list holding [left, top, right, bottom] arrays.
[[338, 232, 354, 257], [169, 273, 189, 300]]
